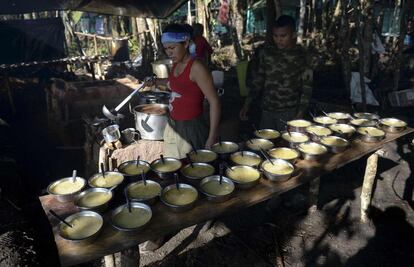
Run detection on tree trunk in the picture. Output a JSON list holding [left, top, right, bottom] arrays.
[[370, 4, 385, 79], [229, 0, 243, 60], [298, 0, 307, 44], [340, 0, 351, 94]]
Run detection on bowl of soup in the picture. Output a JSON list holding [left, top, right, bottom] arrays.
[[225, 165, 261, 189], [47, 176, 86, 202], [254, 129, 280, 141], [89, 171, 124, 189], [267, 147, 300, 163], [245, 138, 274, 151], [287, 119, 312, 132], [320, 136, 349, 153], [313, 116, 337, 126], [357, 127, 386, 143], [353, 112, 380, 120], [261, 158, 295, 182], [126, 180, 161, 204], [118, 160, 151, 177], [306, 125, 332, 142], [150, 157, 182, 179], [110, 202, 152, 231], [181, 163, 216, 182], [75, 188, 113, 212], [350, 118, 377, 127], [379, 118, 407, 133], [230, 151, 262, 167], [327, 112, 351, 123], [161, 183, 198, 212], [188, 149, 218, 164], [298, 142, 328, 161], [59, 211, 103, 243], [329, 124, 356, 139], [211, 141, 239, 159], [281, 132, 309, 148], [199, 175, 235, 202]]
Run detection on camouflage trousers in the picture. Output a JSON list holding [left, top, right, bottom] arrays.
[[163, 116, 208, 159], [260, 108, 297, 131]]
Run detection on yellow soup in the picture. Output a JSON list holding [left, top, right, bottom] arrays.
[[90, 173, 123, 188], [119, 164, 150, 175], [212, 143, 238, 154], [330, 124, 355, 133], [231, 154, 261, 166], [262, 162, 293, 175], [321, 136, 348, 147], [152, 161, 181, 172], [227, 168, 260, 183], [288, 119, 311, 127], [128, 182, 161, 199], [246, 139, 273, 151], [306, 126, 331, 136], [358, 127, 385, 137], [60, 216, 102, 240], [50, 179, 84, 195], [314, 116, 337, 125], [299, 143, 326, 155], [282, 133, 309, 143], [113, 207, 151, 229], [268, 148, 299, 160], [163, 188, 197, 206], [201, 180, 233, 196], [255, 130, 280, 139], [189, 151, 217, 163], [78, 192, 111, 208], [182, 165, 215, 178]]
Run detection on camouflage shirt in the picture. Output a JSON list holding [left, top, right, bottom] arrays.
[[246, 44, 314, 113]]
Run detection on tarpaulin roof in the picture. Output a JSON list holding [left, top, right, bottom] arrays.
[[0, 0, 187, 18]]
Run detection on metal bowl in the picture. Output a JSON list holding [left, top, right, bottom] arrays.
[[47, 177, 86, 202], [297, 142, 328, 161], [199, 175, 235, 202], [260, 158, 295, 182], [160, 183, 198, 212], [74, 187, 113, 212], [329, 123, 356, 139], [287, 119, 312, 132], [320, 136, 349, 153], [353, 112, 380, 120], [188, 149, 218, 164], [229, 150, 262, 167], [349, 118, 377, 128], [281, 132, 309, 148], [126, 180, 161, 205], [357, 127, 386, 143], [225, 165, 261, 189], [245, 138, 274, 152], [58, 211, 103, 243], [211, 141, 239, 159], [181, 162, 216, 182], [313, 116, 338, 126], [306, 125, 332, 142], [267, 147, 300, 163], [326, 112, 351, 123], [254, 129, 280, 142], [117, 160, 151, 177], [379, 118, 407, 133], [110, 202, 152, 231], [88, 171, 124, 189], [150, 157, 182, 179]]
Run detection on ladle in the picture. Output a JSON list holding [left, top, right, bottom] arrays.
[[160, 154, 165, 164], [102, 76, 155, 120], [72, 170, 77, 183], [100, 163, 105, 178], [49, 209, 73, 228], [174, 173, 180, 190], [219, 163, 224, 185], [218, 136, 222, 146], [124, 188, 132, 213], [186, 153, 194, 168], [141, 169, 147, 186], [286, 125, 292, 137], [136, 155, 140, 167], [189, 141, 198, 154], [260, 148, 275, 165]]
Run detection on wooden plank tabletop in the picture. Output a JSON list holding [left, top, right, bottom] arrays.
[[40, 128, 414, 267]]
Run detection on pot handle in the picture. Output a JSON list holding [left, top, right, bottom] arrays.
[[129, 103, 134, 115]]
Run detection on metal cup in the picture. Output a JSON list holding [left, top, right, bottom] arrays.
[[102, 124, 121, 143], [121, 128, 140, 144]]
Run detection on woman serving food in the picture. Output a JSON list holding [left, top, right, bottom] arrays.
[[154, 23, 221, 159]]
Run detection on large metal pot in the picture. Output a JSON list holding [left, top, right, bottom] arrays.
[[151, 59, 172, 78], [132, 104, 169, 140]]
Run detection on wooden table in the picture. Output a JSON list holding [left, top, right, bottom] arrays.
[[40, 128, 414, 266]]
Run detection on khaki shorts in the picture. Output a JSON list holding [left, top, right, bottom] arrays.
[[163, 116, 208, 159]]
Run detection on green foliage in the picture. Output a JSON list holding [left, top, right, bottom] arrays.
[[128, 39, 141, 59], [70, 11, 84, 24]]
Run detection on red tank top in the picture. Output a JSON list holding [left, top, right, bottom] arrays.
[[168, 59, 204, 120]]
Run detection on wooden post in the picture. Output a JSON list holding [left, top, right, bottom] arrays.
[[360, 149, 385, 223], [120, 248, 140, 267], [104, 255, 115, 267], [309, 176, 320, 212]]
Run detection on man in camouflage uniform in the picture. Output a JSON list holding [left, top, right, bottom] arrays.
[[240, 15, 313, 130]]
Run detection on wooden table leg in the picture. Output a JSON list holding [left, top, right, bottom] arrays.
[[308, 176, 320, 212], [104, 254, 115, 267], [360, 149, 385, 223], [120, 247, 140, 267]]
